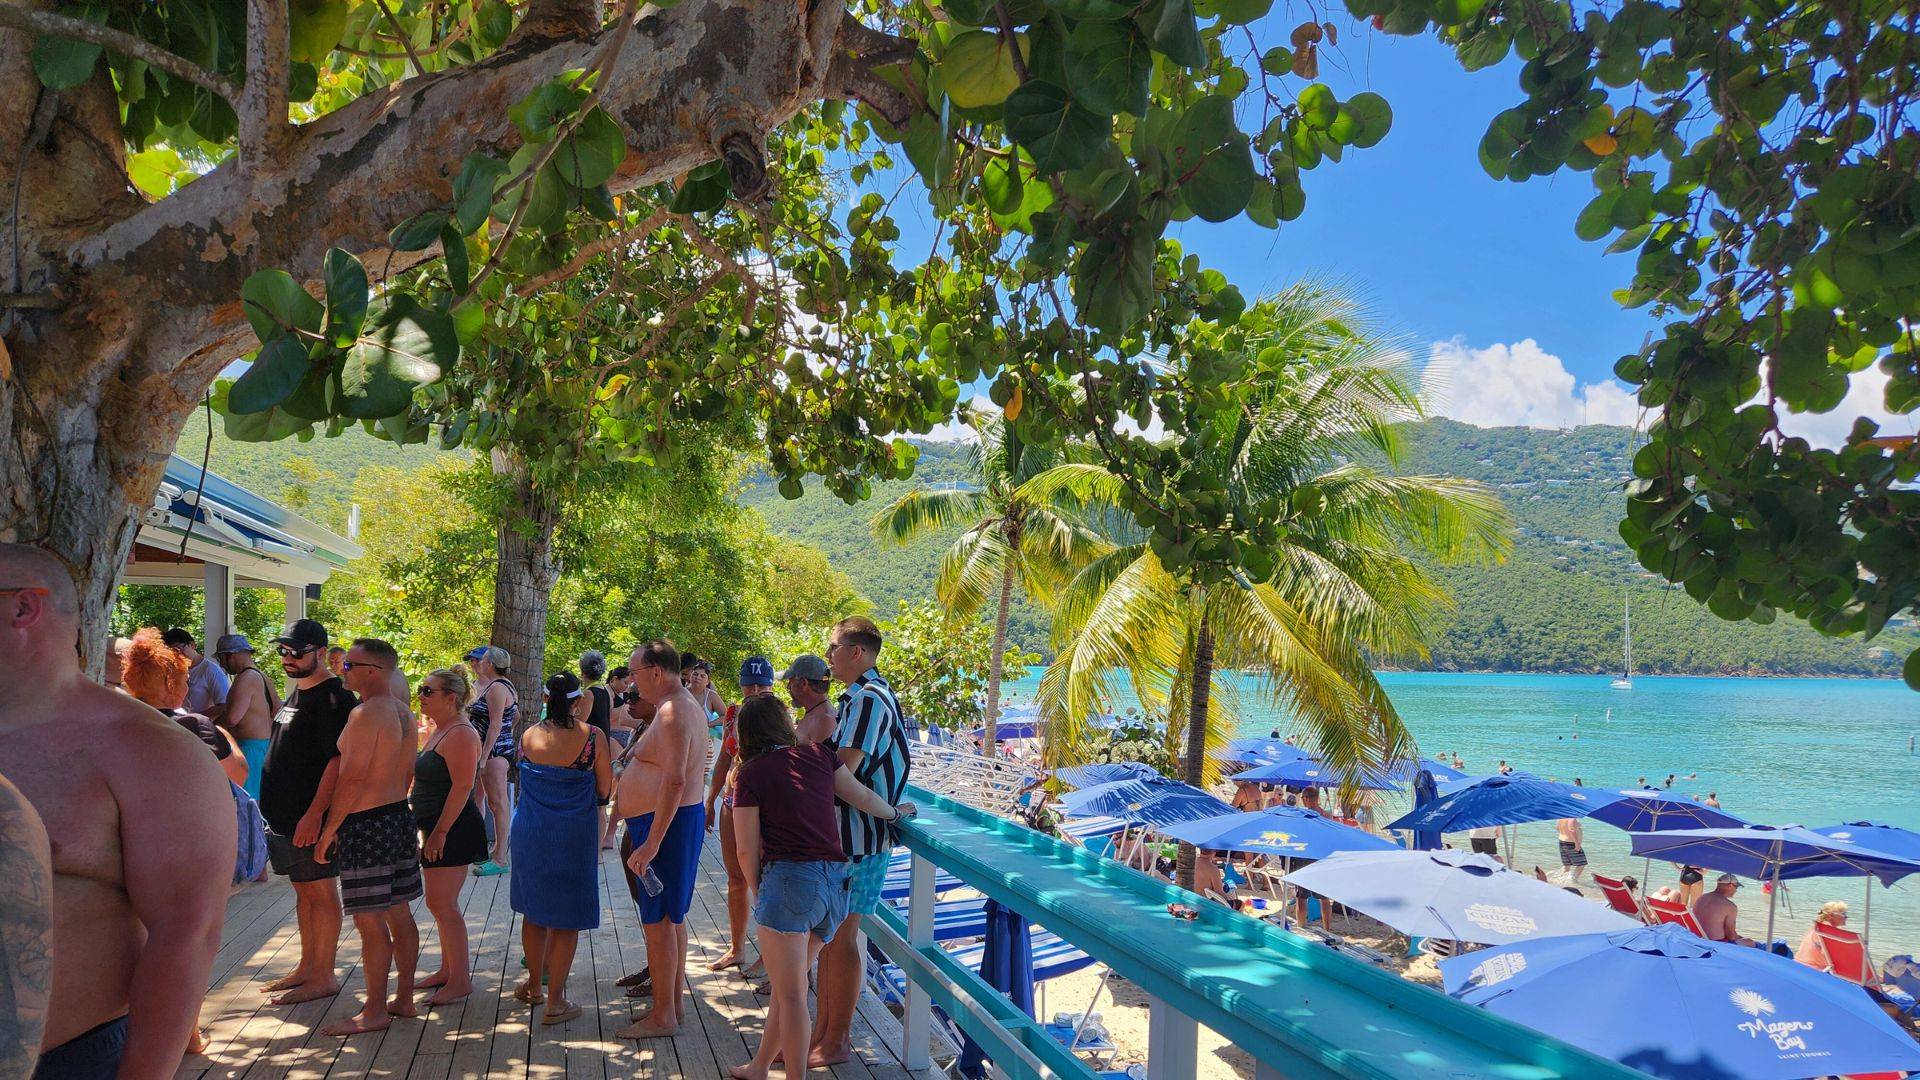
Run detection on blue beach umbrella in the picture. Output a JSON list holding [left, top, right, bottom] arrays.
[[1810, 821, 1920, 954], [1385, 757, 1471, 783], [1055, 776, 1191, 817], [1282, 849, 1639, 944], [1630, 824, 1920, 944], [1588, 787, 1748, 832], [1385, 773, 1624, 833], [1160, 807, 1398, 860], [957, 899, 1036, 1078], [1052, 761, 1164, 789], [1230, 757, 1400, 790], [1441, 925, 1920, 1080]]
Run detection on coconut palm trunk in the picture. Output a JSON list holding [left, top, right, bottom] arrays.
[[982, 558, 1015, 752], [1176, 619, 1215, 891]]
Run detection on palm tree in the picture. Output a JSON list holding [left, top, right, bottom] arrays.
[[1027, 284, 1514, 888], [871, 409, 1107, 749]]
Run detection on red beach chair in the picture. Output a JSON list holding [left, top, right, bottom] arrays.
[[1813, 924, 1877, 985], [1592, 874, 1648, 922], [1647, 897, 1706, 936]]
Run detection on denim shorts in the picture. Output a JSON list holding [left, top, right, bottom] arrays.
[[754, 860, 851, 942]]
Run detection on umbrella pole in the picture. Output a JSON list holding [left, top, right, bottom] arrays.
[[1764, 865, 1780, 947], [1864, 879, 1872, 963]]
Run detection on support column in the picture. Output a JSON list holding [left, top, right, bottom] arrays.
[[903, 853, 934, 1070], [203, 562, 234, 648], [282, 584, 306, 623], [1146, 995, 1198, 1080]]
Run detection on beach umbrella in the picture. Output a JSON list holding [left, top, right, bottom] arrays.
[[1808, 821, 1920, 955], [1629, 824, 1920, 945], [1052, 761, 1164, 789], [1409, 769, 1443, 852], [1281, 849, 1638, 945], [1384, 773, 1624, 834], [957, 899, 1035, 1078], [1056, 777, 1234, 829], [1161, 807, 1397, 860], [973, 719, 1040, 741], [1588, 787, 1748, 833], [1227, 737, 1304, 760], [1385, 757, 1471, 783], [1440, 925, 1920, 1080], [1229, 756, 1400, 790]]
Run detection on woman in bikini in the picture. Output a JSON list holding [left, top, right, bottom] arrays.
[[465, 645, 519, 876]]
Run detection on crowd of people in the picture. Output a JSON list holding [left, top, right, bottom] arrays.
[[0, 540, 918, 1079]]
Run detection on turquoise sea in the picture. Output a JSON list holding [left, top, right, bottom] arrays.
[[1003, 669, 1920, 957]]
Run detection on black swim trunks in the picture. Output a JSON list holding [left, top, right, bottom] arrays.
[[336, 800, 422, 915], [31, 1015, 127, 1080]]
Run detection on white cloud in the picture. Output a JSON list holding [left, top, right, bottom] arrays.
[[1774, 365, 1918, 449], [1422, 338, 1641, 430], [919, 395, 996, 442]]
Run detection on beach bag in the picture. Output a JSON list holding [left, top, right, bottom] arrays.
[[231, 780, 269, 884]]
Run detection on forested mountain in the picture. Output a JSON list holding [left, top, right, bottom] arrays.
[[174, 414, 1913, 678], [738, 420, 1916, 678]]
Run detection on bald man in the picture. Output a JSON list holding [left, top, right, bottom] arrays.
[[0, 544, 233, 1079]]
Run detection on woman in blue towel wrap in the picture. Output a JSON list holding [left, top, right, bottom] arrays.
[[509, 670, 612, 1025]]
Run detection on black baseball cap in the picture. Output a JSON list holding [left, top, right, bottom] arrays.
[[273, 618, 329, 651]]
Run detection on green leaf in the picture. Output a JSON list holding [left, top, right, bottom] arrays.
[[510, 79, 588, 143], [240, 269, 324, 344], [228, 337, 312, 414], [1345, 92, 1392, 148], [1183, 133, 1255, 221], [1004, 81, 1106, 173], [981, 155, 1024, 214], [32, 4, 105, 90], [1139, 0, 1205, 68], [941, 30, 1025, 109], [213, 380, 314, 442], [289, 0, 349, 63], [1297, 84, 1337, 129], [1212, 0, 1274, 25], [1071, 231, 1155, 334], [440, 225, 470, 294], [390, 211, 449, 252], [1065, 20, 1152, 117], [340, 295, 456, 419], [452, 153, 510, 234], [1905, 647, 1920, 692], [669, 161, 731, 214], [322, 248, 369, 348], [1576, 190, 1620, 241], [550, 107, 627, 189]]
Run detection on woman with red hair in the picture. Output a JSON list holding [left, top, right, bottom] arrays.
[[124, 627, 248, 788]]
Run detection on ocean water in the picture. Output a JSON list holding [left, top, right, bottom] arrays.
[[1002, 669, 1920, 957]]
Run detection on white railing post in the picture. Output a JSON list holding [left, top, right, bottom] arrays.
[[1146, 995, 1198, 1080], [903, 851, 934, 1070]]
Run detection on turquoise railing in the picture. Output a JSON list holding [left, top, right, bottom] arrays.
[[871, 786, 1642, 1080]]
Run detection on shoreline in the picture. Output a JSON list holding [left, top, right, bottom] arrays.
[[1369, 668, 1910, 682]]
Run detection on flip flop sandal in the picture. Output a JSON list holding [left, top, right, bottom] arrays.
[[541, 1004, 584, 1025], [615, 970, 649, 988], [624, 981, 654, 998]]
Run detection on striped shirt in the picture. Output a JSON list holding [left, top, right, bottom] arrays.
[[832, 667, 911, 859]]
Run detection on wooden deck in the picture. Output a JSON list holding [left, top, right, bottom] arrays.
[[175, 836, 950, 1079]]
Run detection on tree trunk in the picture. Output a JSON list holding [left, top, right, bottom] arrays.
[[0, 0, 905, 661], [1175, 619, 1215, 892], [981, 535, 1017, 755], [490, 451, 561, 723]]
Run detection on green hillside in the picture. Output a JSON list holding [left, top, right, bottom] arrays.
[[173, 415, 1914, 678]]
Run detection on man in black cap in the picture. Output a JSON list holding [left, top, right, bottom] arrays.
[[258, 619, 359, 1005]]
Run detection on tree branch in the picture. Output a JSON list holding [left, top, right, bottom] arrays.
[[0, 4, 241, 103], [828, 58, 914, 127], [239, 0, 289, 168], [509, 0, 606, 44], [370, 0, 430, 78], [513, 208, 674, 296]]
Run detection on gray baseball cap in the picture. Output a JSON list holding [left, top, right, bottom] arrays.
[[779, 654, 830, 681], [213, 633, 254, 655]]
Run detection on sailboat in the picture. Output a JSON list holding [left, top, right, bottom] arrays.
[[1611, 597, 1634, 690]]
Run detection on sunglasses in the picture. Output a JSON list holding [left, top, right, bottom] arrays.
[[341, 660, 386, 671], [277, 645, 318, 658], [418, 685, 446, 698]]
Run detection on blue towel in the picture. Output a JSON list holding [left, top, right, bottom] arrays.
[[509, 762, 601, 930]]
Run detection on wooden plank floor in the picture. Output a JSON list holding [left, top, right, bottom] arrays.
[[176, 832, 953, 1079]]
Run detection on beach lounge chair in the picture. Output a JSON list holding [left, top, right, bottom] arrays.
[[1813, 924, 1877, 985], [1646, 897, 1706, 936], [1592, 873, 1649, 922]]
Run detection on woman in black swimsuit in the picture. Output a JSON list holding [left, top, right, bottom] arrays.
[[413, 666, 487, 1005], [465, 645, 519, 875]]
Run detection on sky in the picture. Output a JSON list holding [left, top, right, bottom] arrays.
[[864, 20, 1914, 446]]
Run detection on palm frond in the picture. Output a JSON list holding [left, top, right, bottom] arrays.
[[1014, 462, 1129, 518], [1015, 509, 1113, 607], [869, 487, 988, 547], [932, 525, 1009, 618], [1036, 549, 1184, 766]]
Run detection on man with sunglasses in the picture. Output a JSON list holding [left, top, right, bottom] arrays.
[[257, 618, 358, 1006], [0, 544, 232, 1078]]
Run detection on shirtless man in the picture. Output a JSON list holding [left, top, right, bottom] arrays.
[[214, 634, 279, 800], [781, 654, 837, 745], [0, 772, 52, 1078], [615, 640, 709, 1039], [0, 544, 233, 1078], [314, 638, 423, 1036]]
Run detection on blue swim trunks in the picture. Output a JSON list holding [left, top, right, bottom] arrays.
[[239, 737, 270, 800], [626, 803, 705, 924]]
